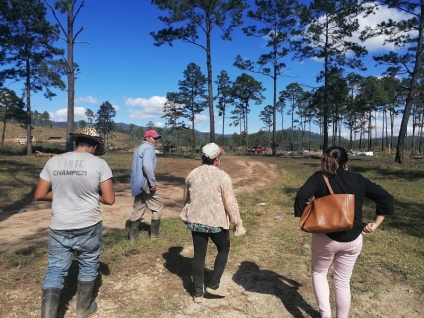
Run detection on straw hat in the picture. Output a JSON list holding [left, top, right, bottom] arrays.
[[69, 127, 105, 156]]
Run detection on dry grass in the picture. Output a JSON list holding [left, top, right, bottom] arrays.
[[0, 122, 139, 153], [0, 153, 423, 317]]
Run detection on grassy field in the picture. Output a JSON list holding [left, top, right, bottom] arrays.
[[0, 152, 423, 317]]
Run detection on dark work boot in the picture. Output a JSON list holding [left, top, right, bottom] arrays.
[[129, 219, 140, 242], [41, 288, 61, 318], [150, 219, 167, 239], [75, 280, 97, 318]]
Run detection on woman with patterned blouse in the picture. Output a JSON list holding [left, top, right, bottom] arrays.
[[181, 143, 246, 303]]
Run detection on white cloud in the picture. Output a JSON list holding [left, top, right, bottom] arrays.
[[126, 96, 166, 119], [154, 121, 164, 128], [305, 2, 414, 60], [124, 96, 210, 125], [354, 4, 414, 52], [50, 107, 88, 122], [53, 108, 67, 120], [195, 114, 209, 121], [75, 96, 98, 104], [75, 107, 87, 119]]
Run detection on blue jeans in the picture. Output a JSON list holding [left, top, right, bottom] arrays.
[[42, 222, 103, 290]]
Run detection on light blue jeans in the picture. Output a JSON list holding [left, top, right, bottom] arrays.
[[42, 222, 103, 290]]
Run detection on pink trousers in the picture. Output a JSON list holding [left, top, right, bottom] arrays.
[[311, 233, 363, 318]]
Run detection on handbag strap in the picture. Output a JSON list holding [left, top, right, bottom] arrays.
[[322, 175, 334, 195]]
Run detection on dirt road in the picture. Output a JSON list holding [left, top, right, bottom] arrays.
[[0, 156, 421, 317], [0, 156, 278, 252]]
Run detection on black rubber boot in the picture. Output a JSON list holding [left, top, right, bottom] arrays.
[[41, 288, 61, 318], [129, 219, 140, 242], [75, 280, 97, 318], [150, 219, 167, 238]]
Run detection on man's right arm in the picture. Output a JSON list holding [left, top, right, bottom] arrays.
[[34, 178, 53, 201], [99, 178, 115, 205]]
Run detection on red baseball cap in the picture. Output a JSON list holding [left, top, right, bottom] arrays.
[[144, 130, 161, 138]]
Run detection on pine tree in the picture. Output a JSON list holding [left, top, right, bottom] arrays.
[[0, 87, 25, 145], [1, 0, 65, 155], [151, 0, 248, 142], [234, 0, 300, 155], [95, 101, 116, 149]]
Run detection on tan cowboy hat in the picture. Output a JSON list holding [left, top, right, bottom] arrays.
[[69, 127, 105, 156]]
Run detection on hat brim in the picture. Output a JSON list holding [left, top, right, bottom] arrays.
[[69, 133, 105, 156]]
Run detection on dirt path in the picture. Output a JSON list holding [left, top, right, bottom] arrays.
[[0, 155, 278, 252], [0, 156, 421, 317]]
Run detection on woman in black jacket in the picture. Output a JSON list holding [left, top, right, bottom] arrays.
[[294, 147, 394, 318]]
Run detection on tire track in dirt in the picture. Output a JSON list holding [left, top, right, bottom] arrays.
[[228, 157, 279, 194], [0, 155, 280, 252], [1, 156, 422, 318]]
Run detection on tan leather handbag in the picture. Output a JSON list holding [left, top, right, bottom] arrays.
[[299, 175, 355, 233]]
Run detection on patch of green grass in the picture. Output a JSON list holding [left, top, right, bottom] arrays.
[[0, 153, 423, 316], [0, 156, 49, 201], [0, 243, 47, 288], [0, 151, 201, 202], [230, 154, 424, 298]]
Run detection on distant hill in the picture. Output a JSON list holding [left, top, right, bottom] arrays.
[[52, 121, 142, 132], [37, 121, 411, 152], [50, 121, 235, 138]]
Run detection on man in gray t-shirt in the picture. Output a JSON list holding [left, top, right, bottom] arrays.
[[35, 127, 115, 318]]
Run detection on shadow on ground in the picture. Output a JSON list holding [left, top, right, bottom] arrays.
[[233, 261, 320, 318], [55, 260, 110, 318], [162, 246, 193, 294]]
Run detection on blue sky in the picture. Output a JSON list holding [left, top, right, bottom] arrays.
[[5, 0, 414, 137]]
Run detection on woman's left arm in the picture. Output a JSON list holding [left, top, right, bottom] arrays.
[[221, 174, 242, 226], [362, 215, 385, 234], [222, 180, 246, 236], [363, 177, 394, 216]]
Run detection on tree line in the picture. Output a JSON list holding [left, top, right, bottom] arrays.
[[151, 0, 424, 163], [1, 0, 423, 163]]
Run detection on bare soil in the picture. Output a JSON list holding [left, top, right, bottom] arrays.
[[0, 156, 276, 252], [0, 156, 422, 317]]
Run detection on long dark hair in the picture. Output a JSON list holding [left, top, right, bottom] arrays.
[[321, 147, 348, 177]]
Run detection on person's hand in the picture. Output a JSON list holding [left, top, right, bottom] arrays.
[[150, 186, 157, 192], [362, 222, 378, 234], [235, 224, 246, 236]]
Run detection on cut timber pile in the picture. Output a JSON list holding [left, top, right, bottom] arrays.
[[35, 150, 55, 158]]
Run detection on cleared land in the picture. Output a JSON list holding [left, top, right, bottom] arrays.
[[0, 153, 423, 317]]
